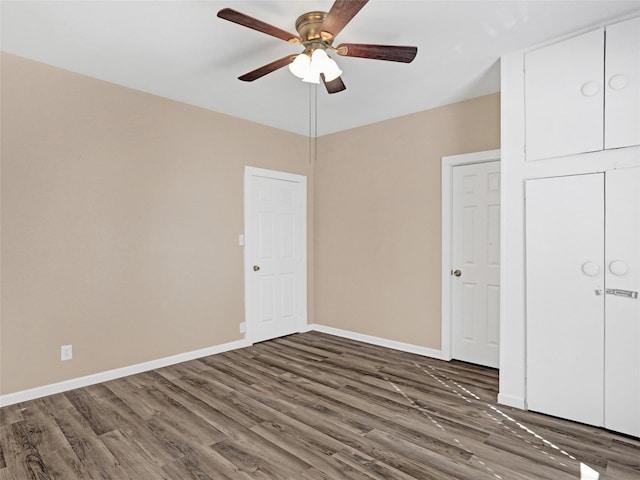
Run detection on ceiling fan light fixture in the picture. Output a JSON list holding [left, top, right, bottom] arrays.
[[311, 48, 342, 81], [288, 52, 311, 78], [294, 48, 342, 84]]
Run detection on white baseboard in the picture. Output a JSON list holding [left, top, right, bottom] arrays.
[[308, 324, 445, 360], [497, 392, 526, 410], [1, 327, 479, 407], [0, 338, 250, 407]]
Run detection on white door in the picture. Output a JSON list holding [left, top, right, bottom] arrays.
[[244, 167, 306, 344], [605, 16, 640, 149], [525, 28, 604, 160], [604, 167, 640, 437], [525, 173, 605, 426], [451, 161, 501, 368]]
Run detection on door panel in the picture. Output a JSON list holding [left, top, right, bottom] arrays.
[[525, 29, 604, 160], [451, 161, 500, 368], [525, 174, 604, 426], [246, 169, 306, 344], [604, 167, 640, 437], [605, 16, 640, 149]]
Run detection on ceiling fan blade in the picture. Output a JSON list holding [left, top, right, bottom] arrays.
[[238, 55, 295, 82], [320, 0, 368, 40], [217, 8, 301, 43], [321, 74, 347, 94], [336, 43, 418, 63]]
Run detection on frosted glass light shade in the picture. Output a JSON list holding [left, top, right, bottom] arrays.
[[302, 71, 321, 84], [289, 53, 311, 78], [310, 49, 342, 82], [321, 56, 342, 82]]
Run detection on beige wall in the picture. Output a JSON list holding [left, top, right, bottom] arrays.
[[1, 52, 499, 397], [0, 53, 312, 395], [314, 93, 500, 349]]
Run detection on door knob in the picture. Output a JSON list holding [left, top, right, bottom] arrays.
[[253, 265, 260, 271], [453, 269, 462, 277]]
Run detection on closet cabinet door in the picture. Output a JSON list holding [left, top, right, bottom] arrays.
[[605, 16, 640, 149], [605, 167, 640, 437], [525, 30, 604, 161], [525, 174, 604, 426]]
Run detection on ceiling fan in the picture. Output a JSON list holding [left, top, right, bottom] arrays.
[[217, 0, 417, 94]]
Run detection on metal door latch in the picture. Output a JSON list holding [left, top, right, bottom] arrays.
[[605, 288, 638, 299]]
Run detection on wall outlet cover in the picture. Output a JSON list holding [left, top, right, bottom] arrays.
[[61, 345, 73, 361]]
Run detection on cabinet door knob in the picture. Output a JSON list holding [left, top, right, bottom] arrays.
[[253, 265, 260, 272], [609, 260, 628, 276], [608, 74, 628, 91], [580, 81, 600, 97], [453, 269, 462, 277], [581, 261, 600, 276]]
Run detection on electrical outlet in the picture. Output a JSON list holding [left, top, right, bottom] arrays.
[[239, 322, 246, 334], [61, 344, 73, 361]]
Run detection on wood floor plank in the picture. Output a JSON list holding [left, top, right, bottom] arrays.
[[0, 406, 23, 427], [162, 442, 252, 480], [53, 407, 130, 480], [0, 468, 16, 480], [1, 421, 51, 480], [1, 331, 638, 479]]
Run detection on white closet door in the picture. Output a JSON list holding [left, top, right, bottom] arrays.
[[605, 16, 640, 149], [525, 29, 604, 161], [605, 167, 640, 437], [526, 174, 604, 426]]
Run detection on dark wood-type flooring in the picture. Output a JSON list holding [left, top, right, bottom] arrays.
[[1, 331, 639, 479]]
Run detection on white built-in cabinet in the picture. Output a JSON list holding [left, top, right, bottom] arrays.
[[498, 12, 640, 431], [525, 16, 640, 161], [526, 168, 640, 438]]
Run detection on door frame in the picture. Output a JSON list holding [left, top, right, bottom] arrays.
[[243, 166, 308, 344], [441, 149, 501, 361]]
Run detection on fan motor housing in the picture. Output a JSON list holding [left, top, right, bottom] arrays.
[[295, 11, 332, 44]]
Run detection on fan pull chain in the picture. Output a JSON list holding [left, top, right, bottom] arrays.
[[309, 83, 318, 164]]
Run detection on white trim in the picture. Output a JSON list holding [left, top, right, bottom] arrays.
[[1, 325, 452, 407], [441, 149, 501, 363], [309, 324, 445, 360], [244, 166, 307, 184], [244, 166, 308, 344], [497, 393, 526, 409], [0, 339, 249, 407]]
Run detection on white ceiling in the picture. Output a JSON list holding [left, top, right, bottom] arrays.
[[2, 1, 639, 136]]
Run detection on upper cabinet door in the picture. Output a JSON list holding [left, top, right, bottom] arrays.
[[525, 29, 605, 161], [605, 16, 640, 149]]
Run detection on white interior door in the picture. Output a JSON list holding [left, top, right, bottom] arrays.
[[525, 173, 604, 426], [604, 167, 640, 437], [451, 161, 501, 368], [244, 167, 306, 344]]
